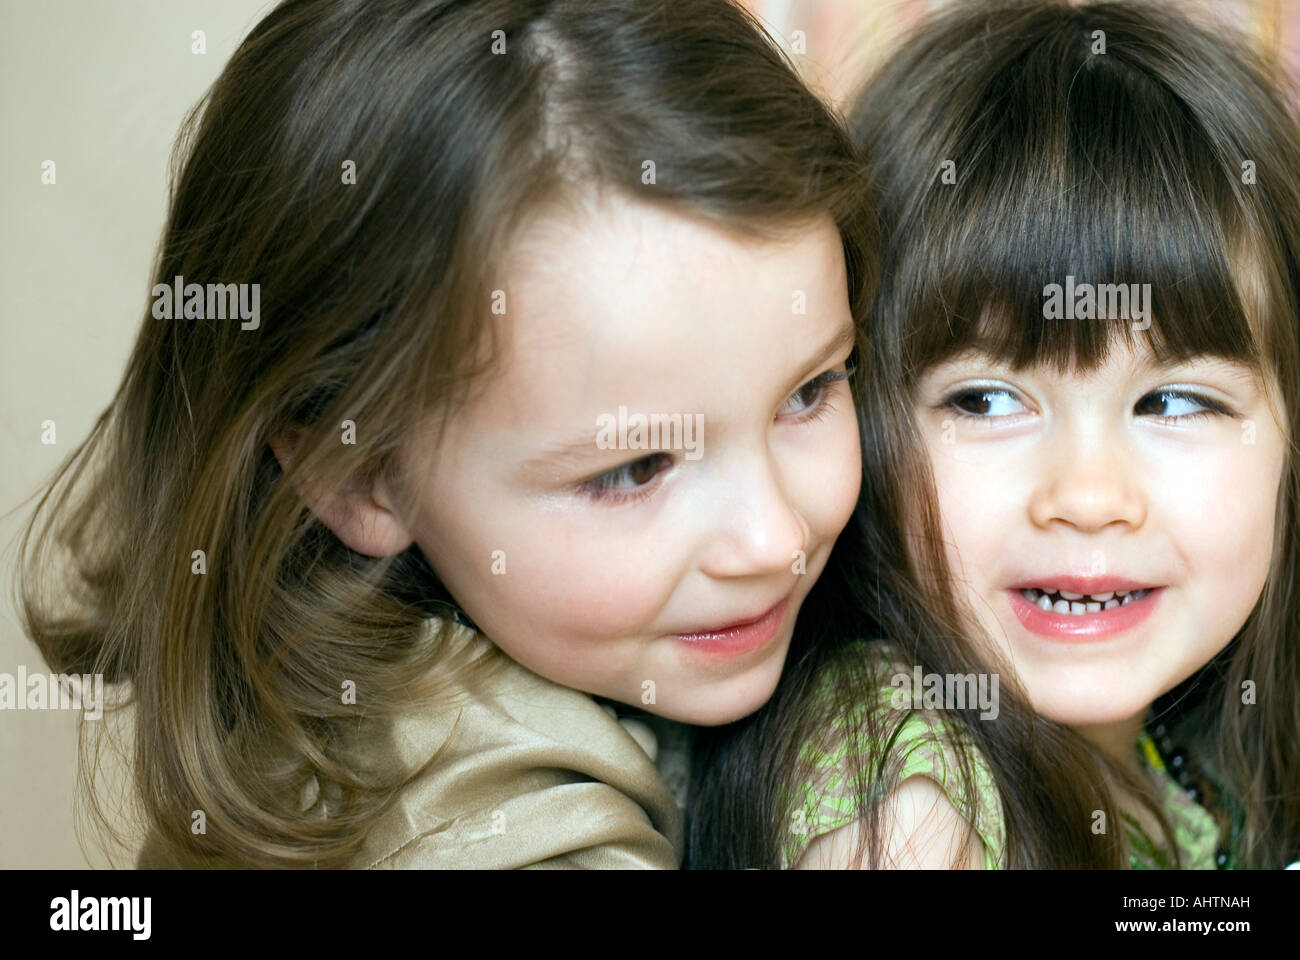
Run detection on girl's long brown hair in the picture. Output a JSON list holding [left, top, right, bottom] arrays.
[[14, 0, 877, 868], [689, 0, 1300, 869]]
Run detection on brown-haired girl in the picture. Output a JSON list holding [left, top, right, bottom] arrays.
[[17, 0, 877, 868], [689, 0, 1300, 870]]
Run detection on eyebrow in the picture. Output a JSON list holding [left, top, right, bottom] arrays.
[[791, 320, 857, 391], [522, 319, 857, 474]]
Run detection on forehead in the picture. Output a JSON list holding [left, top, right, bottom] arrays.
[[464, 190, 848, 430]]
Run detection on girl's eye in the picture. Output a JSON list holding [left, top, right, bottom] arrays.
[[579, 355, 856, 507], [943, 387, 1027, 418], [777, 364, 852, 421], [1134, 390, 1230, 422], [578, 453, 672, 504]]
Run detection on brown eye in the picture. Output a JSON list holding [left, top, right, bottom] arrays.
[[1134, 390, 1220, 419], [581, 453, 672, 501], [622, 454, 667, 486], [780, 380, 824, 416], [945, 387, 1025, 417], [778, 369, 848, 418]]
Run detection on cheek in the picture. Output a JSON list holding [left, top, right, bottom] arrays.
[[785, 403, 863, 541], [822, 414, 864, 530], [514, 540, 670, 637], [1148, 440, 1281, 614], [460, 509, 665, 634], [926, 438, 1021, 573], [426, 490, 674, 643]]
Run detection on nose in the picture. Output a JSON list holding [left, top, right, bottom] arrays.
[[698, 454, 811, 578], [1027, 425, 1147, 533]]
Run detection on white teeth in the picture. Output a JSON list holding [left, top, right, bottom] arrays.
[[1021, 585, 1152, 614]]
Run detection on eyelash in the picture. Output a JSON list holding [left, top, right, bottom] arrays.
[[578, 360, 855, 506], [1135, 390, 1236, 425], [936, 387, 1237, 424], [782, 367, 851, 425], [937, 387, 1023, 423], [577, 453, 672, 506]]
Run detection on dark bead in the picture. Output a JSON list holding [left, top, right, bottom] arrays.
[[1187, 785, 1203, 804], [1153, 723, 1169, 738], [1168, 750, 1187, 771], [1216, 851, 1229, 868], [1159, 736, 1175, 755]]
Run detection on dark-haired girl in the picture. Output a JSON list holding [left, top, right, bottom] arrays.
[[690, 0, 1300, 870]]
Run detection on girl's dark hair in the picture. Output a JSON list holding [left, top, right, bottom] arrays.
[[689, 0, 1300, 869], [15, 0, 875, 868]]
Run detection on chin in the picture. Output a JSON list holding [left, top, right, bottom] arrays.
[[677, 700, 763, 727], [1031, 695, 1151, 729], [657, 676, 783, 727]]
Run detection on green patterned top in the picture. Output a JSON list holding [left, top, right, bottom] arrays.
[[780, 641, 1227, 870]]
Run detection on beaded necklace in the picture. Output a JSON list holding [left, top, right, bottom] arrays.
[[1123, 725, 1236, 869]]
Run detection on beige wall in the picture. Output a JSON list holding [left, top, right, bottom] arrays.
[[0, 0, 275, 869]]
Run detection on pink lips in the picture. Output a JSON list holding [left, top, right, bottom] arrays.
[[673, 597, 791, 656], [1007, 576, 1163, 640]]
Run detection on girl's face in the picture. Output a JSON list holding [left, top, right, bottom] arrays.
[[397, 191, 861, 726], [915, 337, 1286, 735]]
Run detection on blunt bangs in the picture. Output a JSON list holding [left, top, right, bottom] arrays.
[[874, 4, 1293, 384]]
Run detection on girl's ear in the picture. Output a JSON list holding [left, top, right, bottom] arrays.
[[269, 433, 415, 558]]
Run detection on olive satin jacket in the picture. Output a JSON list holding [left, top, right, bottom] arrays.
[[138, 621, 688, 869]]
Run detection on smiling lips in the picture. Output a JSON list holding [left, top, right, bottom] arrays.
[[1006, 577, 1163, 640], [673, 596, 791, 656]]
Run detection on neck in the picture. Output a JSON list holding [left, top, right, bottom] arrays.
[[1072, 709, 1150, 781]]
